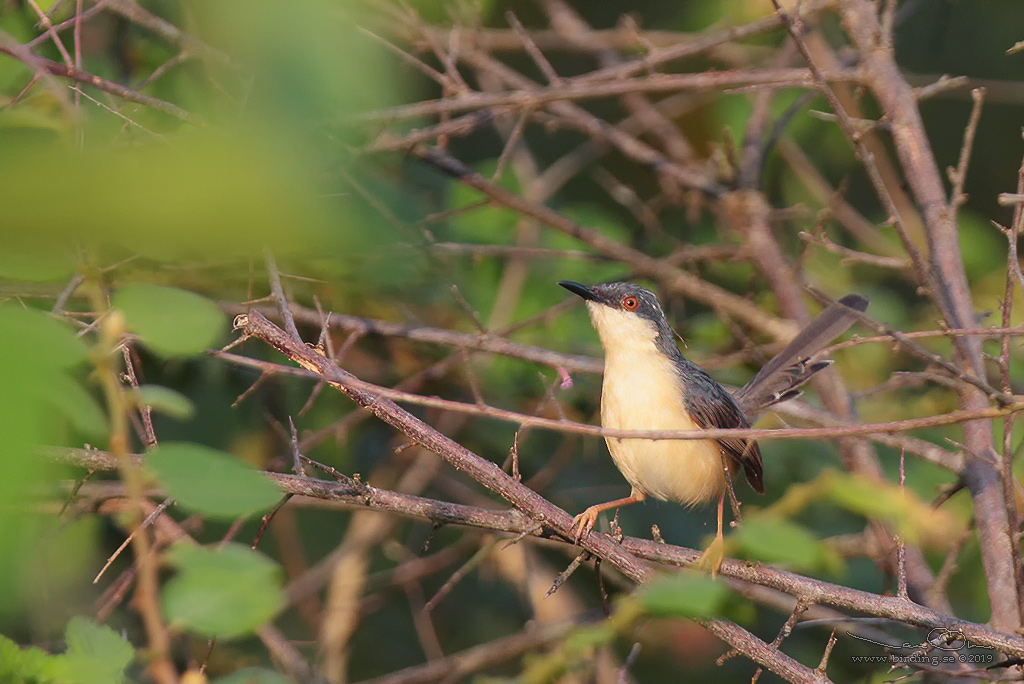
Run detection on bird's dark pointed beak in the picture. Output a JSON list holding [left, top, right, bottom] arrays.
[[558, 280, 599, 302]]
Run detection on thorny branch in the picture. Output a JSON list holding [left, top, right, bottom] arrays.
[[51, 444, 1024, 660], [212, 346, 1024, 454], [11, 0, 1024, 681]]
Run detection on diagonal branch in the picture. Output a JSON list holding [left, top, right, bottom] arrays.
[[228, 302, 603, 374]]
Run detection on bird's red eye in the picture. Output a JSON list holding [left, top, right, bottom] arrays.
[[622, 296, 639, 310]]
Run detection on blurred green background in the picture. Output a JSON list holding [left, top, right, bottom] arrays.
[[1, 0, 1022, 682]]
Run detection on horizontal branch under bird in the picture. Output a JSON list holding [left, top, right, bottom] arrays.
[[47, 445, 1024, 659]]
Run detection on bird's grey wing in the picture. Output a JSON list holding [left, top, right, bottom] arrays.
[[679, 364, 765, 494]]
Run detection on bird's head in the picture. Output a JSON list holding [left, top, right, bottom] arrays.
[[558, 281, 677, 358]]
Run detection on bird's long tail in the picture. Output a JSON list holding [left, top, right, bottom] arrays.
[[734, 294, 868, 417]]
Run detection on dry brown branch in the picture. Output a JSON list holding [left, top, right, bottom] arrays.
[[229, 302, 603, 374], [212, 346, 1024, 451], [997, 140, 1024, 617], [355, 620, 576, 684], [358, 67, 858, 123], [798, 232, 909, 270], [0, 46, 198, 123], [50, 445, 1024, 660], [948, 88, 985, 211]]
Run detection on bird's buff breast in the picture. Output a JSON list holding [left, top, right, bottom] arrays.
[[600, 350, 728, 506]]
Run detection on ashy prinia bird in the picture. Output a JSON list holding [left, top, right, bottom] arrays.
[[559, 280, 868, 574]]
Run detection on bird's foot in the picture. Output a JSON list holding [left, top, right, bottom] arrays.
[[572, 507, 600, 543], [697, 533, 725, 579]]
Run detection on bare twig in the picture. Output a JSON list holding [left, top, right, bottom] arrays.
[[229, 302, 603, 374], [214, 345, 1024, 448], [355, 620, 576, 684], [93, 497, 174, 584], [357, 67, 857, 123], [0, 46, 198, 123], [896, 450, 908, 600], [264, 250, 301, 342], [948, 88, 986, 210], [122, 346, 157, 448]]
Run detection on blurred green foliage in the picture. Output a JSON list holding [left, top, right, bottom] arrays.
[[146, 443, 281, 519], [114, 283, 226, 357], [0, 307, 102, 622], [633, 571, 733, 619], [733, 514, 844, 574], [0, 617, 135, 684], [162, 543, 283, 639]]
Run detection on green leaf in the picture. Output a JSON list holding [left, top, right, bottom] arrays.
[[163, 543, 283, 638], [635, 571, 730, 618], [136, 385, 196, 420], [41, 617, 135, 684], [214, 668, 293, 684], [147, 443, 280, 519], [41, 372, 108, 439], [0, 307, 98, 618], [112, 283, 225, 357], [0, 306, 88, 369], [0, 634, 51, 681], [65, 617, 134, 665], [0, 308, 104, 439], [734, 515, 839, 573]]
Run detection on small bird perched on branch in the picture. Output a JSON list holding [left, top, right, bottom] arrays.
[[559, 281, 868, 574]]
